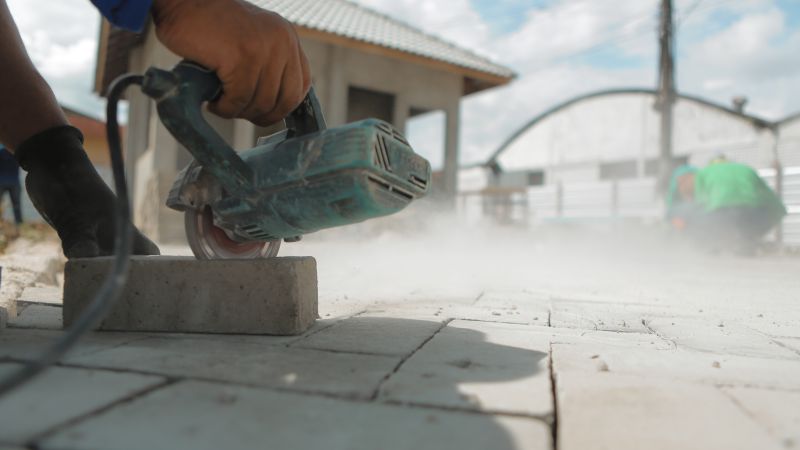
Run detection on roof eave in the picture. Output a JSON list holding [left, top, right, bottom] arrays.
[[94, 21, 515, 97], [295, 26, 514, 96]]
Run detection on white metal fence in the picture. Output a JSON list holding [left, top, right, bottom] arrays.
[[459, 168, 800, 248]]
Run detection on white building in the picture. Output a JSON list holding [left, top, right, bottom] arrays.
[[459, 89, 800, 245]]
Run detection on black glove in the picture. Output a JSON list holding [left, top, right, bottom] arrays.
[[15, 125, 160, 258]]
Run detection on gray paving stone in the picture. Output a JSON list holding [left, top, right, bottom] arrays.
[[63, 256, 317, 335], [293, 314, 445, 356], [554, 371, 782, 450], [8, 304, 61, 330], [360, 299, 548, 327], [646, 317, 798, 359], [17, 285, 62, 306], [69, 335, 400, 399], [700, 306, 800, 339], [379, 320, 552, 417], [470, 291, 550, 326], [41, 380, 551, 450], [549, 300, 678, 333], [0, 328, 151, 361], [551, 342, 800, 390], [723, 386, 800, 448], [546, 326, 675, 350], [140, 317, 342, 348], [0, 362, 164, 445]]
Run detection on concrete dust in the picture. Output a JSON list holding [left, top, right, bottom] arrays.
[[279, 213, 800, 316]]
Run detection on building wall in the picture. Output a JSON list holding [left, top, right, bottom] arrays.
[[495, 92, 776, 186], [122, 31, 465, 243], [778, 115, 800, 167], [456, 92, 800, 244]]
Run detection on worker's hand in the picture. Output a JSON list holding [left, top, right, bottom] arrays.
[[151, 0, 311, 126]]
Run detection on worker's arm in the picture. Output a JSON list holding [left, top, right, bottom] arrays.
[[93, 0, 312, 127], [90, 0, 153, 31], [0, 0, 68, 150]]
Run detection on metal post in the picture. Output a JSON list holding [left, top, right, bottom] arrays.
[[656, 0, 675, 194], [772, 128, 784, 249], [442, 102, 461, 205]]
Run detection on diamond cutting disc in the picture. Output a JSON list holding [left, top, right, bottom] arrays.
[[184, 206, 280, 259]]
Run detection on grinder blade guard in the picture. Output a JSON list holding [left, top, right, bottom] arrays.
[[141, 61, 431, 259]]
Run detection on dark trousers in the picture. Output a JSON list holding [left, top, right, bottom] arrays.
[[0, 183, 22, 224], [688, 205, 779, 251]]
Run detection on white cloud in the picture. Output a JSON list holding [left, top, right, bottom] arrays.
[[355, 0, 800, 165], [680, 6, 800, 119], [354, 0, 492, 55], [6, 0, 102, 115]]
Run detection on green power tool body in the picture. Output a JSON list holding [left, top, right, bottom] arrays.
[[139, 62, 431, 259]]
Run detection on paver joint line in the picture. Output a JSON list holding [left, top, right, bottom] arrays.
[[715, 385, 778, 439], [27, 377, 178, 447], [641, 318, 678, 350], [52, 359, 396, 406], [371, 318, 453, 401], [769, 338, 800, 358], [379, 398, 553, 422], [286, 309, 367, 348], [548, 342, 559, 450]]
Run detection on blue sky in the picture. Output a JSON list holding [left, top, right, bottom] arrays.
[[6, 0, 800, 166]]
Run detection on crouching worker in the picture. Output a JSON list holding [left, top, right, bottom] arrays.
[[666, 160, 786, 254]]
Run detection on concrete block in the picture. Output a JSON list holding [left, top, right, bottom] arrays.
[[8, 304, 62, 330], [41, 380, 551, 450], [0, 362, 164, 445], [17, 285, 62, 306], [63, 256, 317, 335]]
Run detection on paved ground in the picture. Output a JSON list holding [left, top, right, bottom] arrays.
[[1, 224, 799, 450]]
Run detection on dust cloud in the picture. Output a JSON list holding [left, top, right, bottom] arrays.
[[279, 207, 799, 313]]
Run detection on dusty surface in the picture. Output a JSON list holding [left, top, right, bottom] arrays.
[[0, 224, 798, 449], [0, 237, 62, 322]]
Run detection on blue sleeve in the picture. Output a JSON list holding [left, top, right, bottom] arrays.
[[90, 0, 154, 32]]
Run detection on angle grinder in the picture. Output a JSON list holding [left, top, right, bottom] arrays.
[[140, 61, 431, 258]]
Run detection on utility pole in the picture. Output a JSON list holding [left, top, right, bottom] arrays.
[[656, 0, 675, 194]]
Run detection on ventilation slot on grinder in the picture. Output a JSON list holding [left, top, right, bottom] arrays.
[[373, 135, 392, 172], [368, 175, 413, 201]]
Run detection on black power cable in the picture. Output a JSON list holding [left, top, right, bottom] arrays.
[[0, 74, 142, 398]]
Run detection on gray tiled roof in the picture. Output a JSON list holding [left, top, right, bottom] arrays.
[[249, 0, 515, 79]]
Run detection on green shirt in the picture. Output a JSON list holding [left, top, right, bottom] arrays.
[[695, 162, 786, 218]]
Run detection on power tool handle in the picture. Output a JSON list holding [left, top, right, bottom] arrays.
[[166, 61, 326, 136], [142, 61, 253, 195]]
